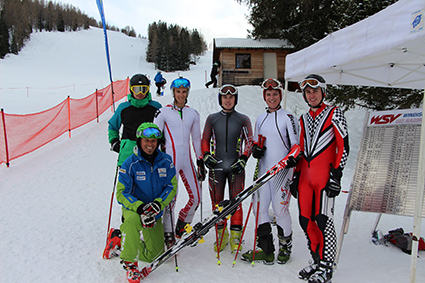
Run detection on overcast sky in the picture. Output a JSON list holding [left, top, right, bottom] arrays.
[[68, 0, 252, 49]]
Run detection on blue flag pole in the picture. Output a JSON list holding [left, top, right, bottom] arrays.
[[96, 0, 116, 112]]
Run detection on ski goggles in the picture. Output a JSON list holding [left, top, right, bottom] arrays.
[[131, 85, 150, 95], [261, 78, 282, 90], [170, 78, 190, 89], [136, 127, 162, 139], [219, 85, 238, 96], [299, 78, 326, 91]]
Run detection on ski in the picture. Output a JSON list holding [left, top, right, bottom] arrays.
[[139, 144, 301, 279]]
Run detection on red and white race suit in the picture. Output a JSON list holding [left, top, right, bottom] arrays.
[[154, 103, 203, 232], [296, 103, 349, 263]]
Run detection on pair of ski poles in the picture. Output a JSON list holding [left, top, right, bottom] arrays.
[[215, 134, 266, 267]]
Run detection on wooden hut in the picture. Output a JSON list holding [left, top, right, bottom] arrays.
[[212, 38, 294, 87]]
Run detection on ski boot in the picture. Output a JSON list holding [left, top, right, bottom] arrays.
[[241, 247, 275, 265], [175, 219, 189, 239], [164, 232, 175, 249], [308, 260, 333, 283], [299, 251, 320, 280], [122, 261, 141, 283], [213, 226, 229, 252], [242, 223, 275, 264], [277, 233, 292, 264], [102, 228, 121, 259], [229, 229, 242, 253]]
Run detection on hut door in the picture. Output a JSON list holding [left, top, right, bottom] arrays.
[[263, 53, 277, 79]]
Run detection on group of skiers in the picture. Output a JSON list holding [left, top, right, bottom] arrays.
[[103, 72, 349, 283]]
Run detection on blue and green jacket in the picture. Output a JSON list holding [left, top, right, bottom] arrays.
[[116, 147, 177, 219], [108, 93, 161, 166]]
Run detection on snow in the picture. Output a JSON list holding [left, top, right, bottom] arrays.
[[0, 27, 423, 283]]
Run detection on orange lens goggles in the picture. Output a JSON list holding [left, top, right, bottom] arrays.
[[299, 79, 326, 90], [261, 78, 282, 90]]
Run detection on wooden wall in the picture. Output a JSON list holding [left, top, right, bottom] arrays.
[[218, 48, 291, 86]]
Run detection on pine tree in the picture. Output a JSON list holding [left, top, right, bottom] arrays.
[[57, 11, 65, 32], [0, 9, 10, 58]]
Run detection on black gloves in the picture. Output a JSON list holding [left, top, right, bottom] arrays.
[[289, 171, 300, 199], [140, 214, 156, 228], [197, 159, 206, 181], [138, 201, 161, 217], [203, 152, 218, 169], [231, 155, 248, 175], [110, 138, 120, 153], [252, 144, 267, 159], [286, 155, 299, 168], [326, 164, 343, 198]]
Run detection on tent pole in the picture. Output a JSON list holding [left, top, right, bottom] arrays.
[[410, 86, 425, 283], [283, 79, 288, 110]]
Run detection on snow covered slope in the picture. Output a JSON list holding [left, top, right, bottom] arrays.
[[0, 27, 423, 283]]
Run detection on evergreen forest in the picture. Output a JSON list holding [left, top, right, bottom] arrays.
[[146, 21, 207, 72], [0, 0, 137, 59]]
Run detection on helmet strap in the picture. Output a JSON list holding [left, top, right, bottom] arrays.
[[172, 88, 189, 108], [267, 104, 281, 112]]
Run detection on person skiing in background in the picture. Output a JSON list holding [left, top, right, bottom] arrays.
[[108, 73, 162, 167], [241, 78, 299, 265], [201, 84, 253, 254], [116, 122, 177, 283], [103, 74, 162, 260], [205, 61, 219, 88], [290, 74, 349, 283], [154, 71, 166, 96], [153, 77, 205, 248]]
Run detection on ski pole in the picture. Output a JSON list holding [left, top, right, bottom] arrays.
[[232, 199, 253, 267], [168, 202, 179, 272], [200, 181, 203, 221], [197, 165, 203, 221], [251, 191, 261, 266], [253, 134, 266, 181], [250, 135, 265, 264], [106, 165, 119, 243], [216, 218, 228, 266]]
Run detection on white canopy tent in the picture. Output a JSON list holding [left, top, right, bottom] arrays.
[[284, 1, 424, 282], [285, 0, 425, 89]]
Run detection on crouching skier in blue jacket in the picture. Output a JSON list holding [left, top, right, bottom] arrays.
[[116, 122, 177, 283]]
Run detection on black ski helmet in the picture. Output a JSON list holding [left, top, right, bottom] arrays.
[[129, 74, 150, 94], [300, 74, 327, 106]]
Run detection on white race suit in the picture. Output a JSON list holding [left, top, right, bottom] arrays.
[[253, 107, 299, 237], [154, 103, 203, 233]]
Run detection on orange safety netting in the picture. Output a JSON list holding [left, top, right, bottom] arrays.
[[0, 78, 129, 166]]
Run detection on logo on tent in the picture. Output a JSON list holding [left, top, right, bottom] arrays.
[[411, 9, 423, 33]]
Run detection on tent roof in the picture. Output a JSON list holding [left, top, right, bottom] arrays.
[[285, 0, 425, 89]]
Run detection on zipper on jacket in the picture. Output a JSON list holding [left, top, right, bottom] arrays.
[[225, 112, 229, 152]]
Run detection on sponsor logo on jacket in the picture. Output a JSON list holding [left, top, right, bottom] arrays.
[[158, 168, 167, 177]]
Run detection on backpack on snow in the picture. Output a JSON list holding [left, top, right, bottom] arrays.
[[384, 228, 425, 254]]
